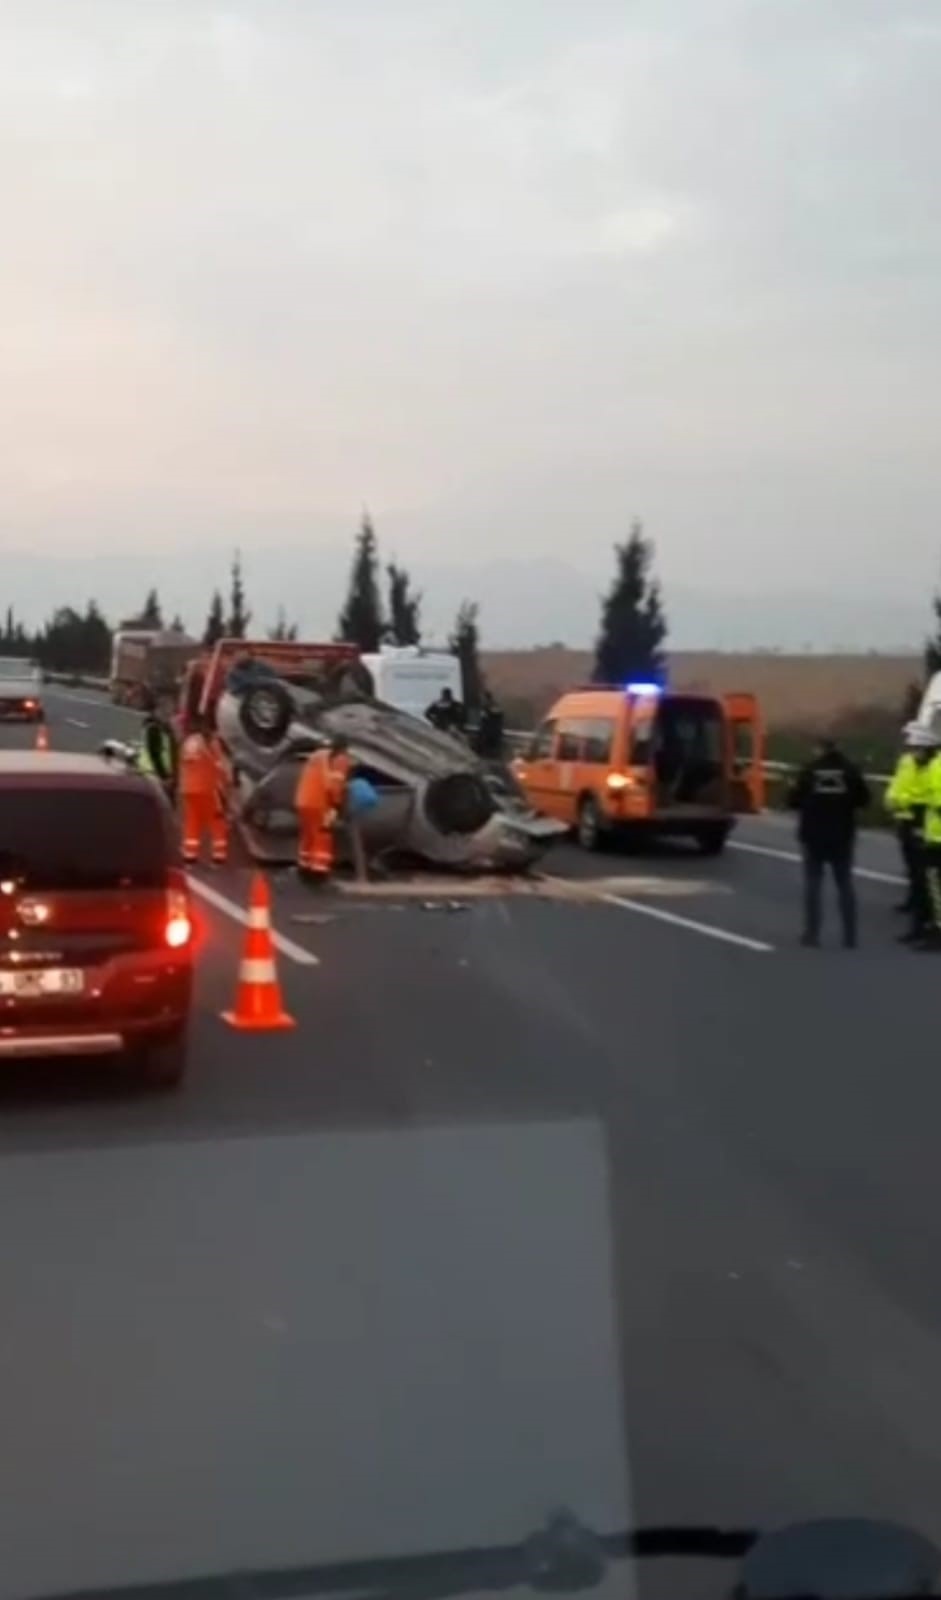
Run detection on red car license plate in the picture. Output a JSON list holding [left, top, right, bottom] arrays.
[[0, 969, 85, 998]]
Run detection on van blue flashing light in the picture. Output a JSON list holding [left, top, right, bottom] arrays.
[[625, 681, 662, 696]]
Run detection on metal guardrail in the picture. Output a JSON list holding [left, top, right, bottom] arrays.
[[44, 678, 894, 787], [45, 672, 109, 690]]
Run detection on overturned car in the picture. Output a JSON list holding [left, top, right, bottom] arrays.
[[217, 671, 565, 872], [104, 654, 566, 873]]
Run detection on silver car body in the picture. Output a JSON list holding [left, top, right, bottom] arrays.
[[215, 679, 566, 871]]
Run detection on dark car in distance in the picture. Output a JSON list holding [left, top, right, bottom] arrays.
[[0, 753, 194, 1086]]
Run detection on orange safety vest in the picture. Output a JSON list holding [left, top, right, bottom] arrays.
[[179, 732, 220, 799], [295, 750, 350, 820], [209, 733, 232, 792]]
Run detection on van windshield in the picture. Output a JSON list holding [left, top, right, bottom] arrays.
[[0, 787, 171, 889]]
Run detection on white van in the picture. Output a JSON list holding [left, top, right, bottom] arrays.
[[359, 646, 462, 721]]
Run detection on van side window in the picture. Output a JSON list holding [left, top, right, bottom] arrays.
[[556, 720, 582, 761], [529, 719, 556, 759], [583, 718, 615, 763]]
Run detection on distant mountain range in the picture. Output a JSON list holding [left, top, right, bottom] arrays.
[[0, 542, 927, 653]]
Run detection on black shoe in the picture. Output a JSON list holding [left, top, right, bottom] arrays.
[[843, 937, 857, 950], [800, 933, 819, 948], [894, 899, 913, 914], [898, 929, 921, 944]]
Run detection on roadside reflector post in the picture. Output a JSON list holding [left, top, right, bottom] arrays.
[[348, 821, 369, 884]]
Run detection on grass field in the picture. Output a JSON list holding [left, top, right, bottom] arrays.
[[483, 647, 920, 745]]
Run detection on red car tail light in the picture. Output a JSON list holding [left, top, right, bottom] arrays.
[[165, 872, 193, 950]]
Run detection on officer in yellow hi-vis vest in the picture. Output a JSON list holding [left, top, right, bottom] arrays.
[[917, 730, 941, 950], [885, 722, 935, 939]]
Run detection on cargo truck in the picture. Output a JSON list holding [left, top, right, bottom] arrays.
[[109, 628, 201, 708]]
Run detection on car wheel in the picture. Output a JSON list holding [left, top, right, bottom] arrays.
[[325, 660, 374, 700], [239, 683, 294, 747], [138, 1032, 188, 1090], [577, 795, 605, 851], [695, 823, 730, 856], [425, 772, 494, 835]]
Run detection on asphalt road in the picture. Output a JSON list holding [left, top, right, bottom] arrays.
[[0, 687, 939, 1600]]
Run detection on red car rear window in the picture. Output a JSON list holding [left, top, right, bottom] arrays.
[[0, 785, 175, 889]]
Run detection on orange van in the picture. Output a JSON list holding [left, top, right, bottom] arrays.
[[514, 684, 763, 854]]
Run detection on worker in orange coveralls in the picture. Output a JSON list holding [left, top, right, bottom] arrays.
[[178, 715, 232, 867], [295, 734, 351, 880]]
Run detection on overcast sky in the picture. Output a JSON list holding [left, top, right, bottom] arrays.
[[1, 0, 939, 645]]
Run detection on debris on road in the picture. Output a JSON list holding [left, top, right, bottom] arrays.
[[333, 872, 723, 905]]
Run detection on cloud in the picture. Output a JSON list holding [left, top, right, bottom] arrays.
[[0, 0, 937, 641]]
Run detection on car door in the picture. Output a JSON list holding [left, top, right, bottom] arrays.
[[519, 719, 559, 816], [553, 720, 586, 825], [724, 693, 764, 813]]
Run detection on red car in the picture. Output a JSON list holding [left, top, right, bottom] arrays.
[[0, 753, 194, 1086]]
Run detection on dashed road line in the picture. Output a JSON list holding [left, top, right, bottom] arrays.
[[603, 893, 773, 953], [187, 875, 320, 966], [730, 839, 903, 886], [48, 691, 139, 716]]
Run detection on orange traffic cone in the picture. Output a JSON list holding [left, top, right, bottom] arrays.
[[222, 873, 296, 1031], [35, 722, 49, 752]]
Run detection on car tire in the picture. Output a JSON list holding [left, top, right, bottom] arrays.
[[425, 772, 494, 835], [239, 683, 294, 747], [695, 823, 730, 856], [325, 660, 374, 700], [576, 795, 606, 851], [138, 1032, 188, 1090]]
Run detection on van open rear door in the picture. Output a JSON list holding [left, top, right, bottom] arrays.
[[724, 693, 764, 813]]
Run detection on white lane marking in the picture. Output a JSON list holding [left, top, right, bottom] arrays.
[[603, 893, 773, 953], [48, 691, 139, 716], [186, 876, 320, 966], [730, 839, 904, 886], [65, 718, 89, 730]]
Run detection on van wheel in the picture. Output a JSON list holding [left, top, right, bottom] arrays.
[[138, 1032, 188, 1090], [576, 796, 605, 851], [695, 823, 730, 856]]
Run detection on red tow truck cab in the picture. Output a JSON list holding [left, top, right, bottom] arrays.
[[177, 639, 363, 736]]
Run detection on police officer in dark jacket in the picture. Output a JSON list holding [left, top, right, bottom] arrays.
[[425, 687, 466, 736], [788, 736, 870, 948], [474, 690, 505, 759]]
